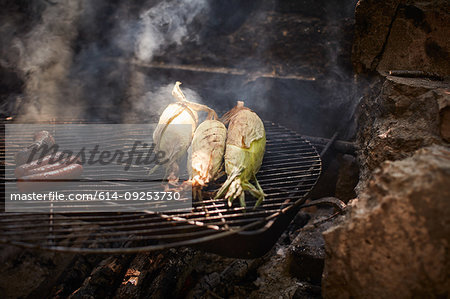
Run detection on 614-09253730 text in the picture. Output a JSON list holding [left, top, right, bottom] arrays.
[[9, 191, 182, 201], [5, 124, 193, 212]]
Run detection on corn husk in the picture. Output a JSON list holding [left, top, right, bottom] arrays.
[[215, 101, 266, 207], [150, 82, 216, 178], [152, 102, 198, 174], [189, 120, 227, 187]]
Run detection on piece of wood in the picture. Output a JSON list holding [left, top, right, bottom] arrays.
[[388, 70, 444, 80]]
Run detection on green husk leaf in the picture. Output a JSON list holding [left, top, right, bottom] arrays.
[[215, 101, 266, 207], [215, 133, 266, 206], [189, 119, 227, 187]]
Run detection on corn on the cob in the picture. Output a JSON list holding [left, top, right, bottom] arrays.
[[150, 82, 216, 179], [188, 119, 227, 198], [215, 101, 266, 207]]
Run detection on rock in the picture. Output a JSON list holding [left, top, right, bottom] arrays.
[[353, 0, 450, 77], [440, 107, 450, 141], [322, 145, 450, 298], [287, 206, 336, 285], [335, 154, 359, 202], [438, 93, 450, 142], [292, 282, 322, 299], [287, 228, 325, 284], [357, 75, 449, 185], [352, 0, 400, 73]]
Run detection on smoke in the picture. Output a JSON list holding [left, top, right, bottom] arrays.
[[321, 0, 360, 139], [4, 0, 86, 121], [135, 0, 207, 61], [123, 82, 204, 123], [1, 0, 361, 139], [1, 0, 208, 122], [125, 0, 209, 122]]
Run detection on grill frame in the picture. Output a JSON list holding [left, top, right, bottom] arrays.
[[0, 119, 321, 258]]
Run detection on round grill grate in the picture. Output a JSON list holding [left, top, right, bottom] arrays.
[[0, 121, 321, 254]]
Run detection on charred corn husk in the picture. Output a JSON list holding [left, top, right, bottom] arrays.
[[189, 120, 227, 189], [215, 101, 266, 207], [150, 82, 216, 178]]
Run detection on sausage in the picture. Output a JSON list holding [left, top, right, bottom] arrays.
[[15, 157, 81, 178], [14, 152, 66, 178], [19, 163, 83, 181], [17, 163, 83, 192], [15, 130, 56, 166], [15, 161, 65, 178]]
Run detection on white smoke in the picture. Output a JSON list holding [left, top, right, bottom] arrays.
[[124, 0, 209, 122], [123, 82, 205, 123], [0, 0, 210, 122], [5, 0, 87, 121], [135, 0, 207, 61]]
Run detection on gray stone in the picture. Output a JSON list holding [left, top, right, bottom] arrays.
[[322, 145, 450, 298], [352, 0, 400, 73], [293, 282, 322, 299], [335, 154, 359, 202], [287, 228, 325, 284], [353, 0, 450, 77], [357, 75, 449, 185]]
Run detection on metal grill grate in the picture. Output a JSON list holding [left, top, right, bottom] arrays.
[[0, 120, 321, 256]]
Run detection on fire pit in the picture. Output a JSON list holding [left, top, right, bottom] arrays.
[[0, 1, 367, 297]]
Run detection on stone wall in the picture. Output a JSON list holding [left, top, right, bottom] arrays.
[[323, 0, 450, 297], [352, 0, 450, 77], [323, 145, 450, 298], [357, 76, 448, 184]]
